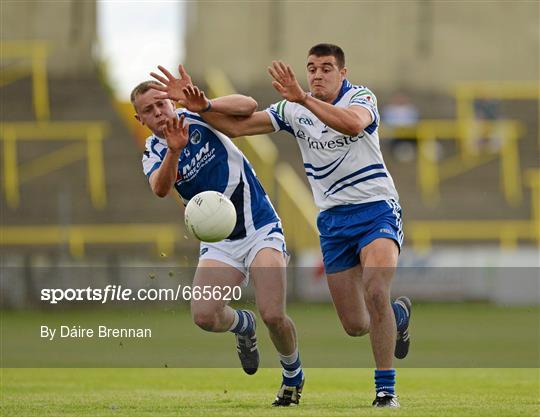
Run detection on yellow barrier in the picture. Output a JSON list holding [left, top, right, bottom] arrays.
[[455, 81, 540, 152], [1, 41, 50, 121], [524, 169, 540, 225], [0, 121, 109, 209], [0, 224, 180, 258], [205, 69, 319, 250], [407, 220, 538, 252], [381, 81, 539, 207], [408, 169, 540, 251], [113, 100, 151, 146], [381, 119, 524, 206]]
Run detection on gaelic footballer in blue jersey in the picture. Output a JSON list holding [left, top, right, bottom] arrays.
[[157, 46, 412, 408], [131, 73, 304, 406]]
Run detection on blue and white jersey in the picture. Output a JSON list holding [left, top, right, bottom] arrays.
[[142, 109, 279, 240], [266, 80, 399, 211]]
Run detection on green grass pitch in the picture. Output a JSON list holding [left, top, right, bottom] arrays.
[[1, 303, 539, 416], [1, 368, 538, 416]]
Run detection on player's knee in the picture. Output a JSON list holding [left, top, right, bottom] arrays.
[[251, 247, 286, 269], [342, 320, 370, 337], [192, 311, 218, 332], [260, 310, 287, 330]]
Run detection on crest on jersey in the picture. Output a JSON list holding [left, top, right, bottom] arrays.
[[297, 115, 314, 126], [190, 129, 202, 145]]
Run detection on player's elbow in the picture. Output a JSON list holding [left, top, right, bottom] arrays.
[[225, 118, 249, 138], [239, 97, 258, 115], [154, 190, 169, 198], [229, 96, 258, 117], [149, 173, 172, 197], [344, 111, 371, 136], [152, 186, 170, 198], [223, 125, 240, 138], [343, 122, 364, 137]]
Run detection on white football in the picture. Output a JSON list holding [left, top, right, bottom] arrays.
[[184, 191, 237, 242]]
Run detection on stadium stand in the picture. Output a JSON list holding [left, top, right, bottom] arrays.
[[0, 41, 194, 258]]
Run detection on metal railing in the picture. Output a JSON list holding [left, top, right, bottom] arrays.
[[1, 41, 50, 121], [455, 81, 540, 153], [113, 100, 150, 147], [382, 81, 539, 207], [0, 42, 188, 258], [0, 122, 109, 209], [0, 224, 180, 258], [408, 169, 540, 251], [382, 119, 524, 206]]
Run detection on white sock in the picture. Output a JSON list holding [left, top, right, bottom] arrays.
[[279, 348, 299, 365], [228, 310, 240, 332], [280, 348, 302, 379]]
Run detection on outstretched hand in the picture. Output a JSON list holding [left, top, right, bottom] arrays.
[[182, 85, 211, 113], [150, 64, 193, 104], [162, 114, 189, 152], [268, 60, 307, 104]]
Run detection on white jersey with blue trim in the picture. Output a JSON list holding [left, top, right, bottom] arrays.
[[266, 79, 399, 211], [142, 109, 279, 240]]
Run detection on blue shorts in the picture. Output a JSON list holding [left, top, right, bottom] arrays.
[[317, 199, 404, 274]]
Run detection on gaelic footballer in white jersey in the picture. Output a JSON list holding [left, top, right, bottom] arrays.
[[266, 80, 399, 211]]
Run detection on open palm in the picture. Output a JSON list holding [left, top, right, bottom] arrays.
[[150, 65, 192, 105], [162, 114, 189, 152], [268, 60, 306, 103]]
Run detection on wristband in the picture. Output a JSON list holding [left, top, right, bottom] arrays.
[[201, 100, 212, 113]]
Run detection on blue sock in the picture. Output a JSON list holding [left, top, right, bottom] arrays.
[[229, 310, 255, 336], [280, 350, 303, 387], [375, 369, 396, 395], [392, 301, 408, 332]]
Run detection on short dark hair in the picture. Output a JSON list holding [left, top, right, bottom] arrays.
[[130, 80, 157, 105], [308, 43, 345, 69]]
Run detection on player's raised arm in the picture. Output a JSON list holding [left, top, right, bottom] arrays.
[[268, 60, 371, 136], [182, 85, 257, 116], [201, 111, 275, 139], [149, 115, 189, 197], [180, 85, 273, 138]]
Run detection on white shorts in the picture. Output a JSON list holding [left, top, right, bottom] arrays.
[[199, 221, 288, 282]]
